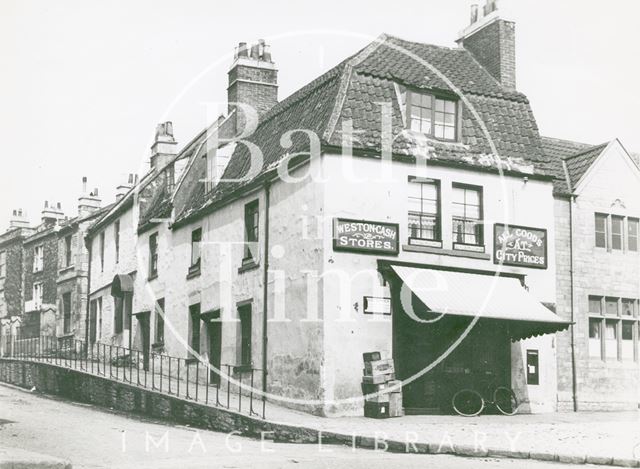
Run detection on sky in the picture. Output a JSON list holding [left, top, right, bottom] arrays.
[[1, 0, 639, 230]]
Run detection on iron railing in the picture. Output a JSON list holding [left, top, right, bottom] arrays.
[[0, 334, 265, 419]]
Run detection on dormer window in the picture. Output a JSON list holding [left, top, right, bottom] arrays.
[[400, 89, 458, 141]]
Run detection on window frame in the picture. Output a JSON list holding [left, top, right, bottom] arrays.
[[33, 282, 43, 308], [62, 292, 72, 334], [190, 228, 202, 269], [588, 295, 639, 363], [407, 177, 442, 246], [451, 183, 484, 249], [64, 235, 73, 267], [243, 200, 259, 263], [594, 213, 608, 249], [611, 215, 624, 251], [148, 232, 159, 279], [403, 89, 459, 142], [33, 245, 44, 273], [154, 298, 165, 346], [628, 217, 639, 252]]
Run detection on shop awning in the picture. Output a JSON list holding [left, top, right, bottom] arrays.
[[391, 265, 571, 340], [111, 274, 134, 297]]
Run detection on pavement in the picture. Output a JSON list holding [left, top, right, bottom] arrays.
[[0, 383, 595, 469]]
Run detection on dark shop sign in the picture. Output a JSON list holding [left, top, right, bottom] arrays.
[[494, 223, 548, 269], [333, 218, 399, 255]]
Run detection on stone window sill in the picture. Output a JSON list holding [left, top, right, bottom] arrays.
[[186, 265, 201, 280], [58, 265, 75, 275], [238, 258, 260, 274], [148, 273, 158, 281], [402, 243, 491, 260]]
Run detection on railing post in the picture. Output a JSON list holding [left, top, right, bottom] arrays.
[[159, 355, 163, 393], [177, 359, 180, 398], [226, 365, 231, 409], [168, 357, 171, 395], [186, 361, 190, 400], [205, 362, 209, 405], [238, 372, 242, 413]]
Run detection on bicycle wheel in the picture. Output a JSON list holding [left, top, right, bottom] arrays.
[[452, 389, 484, 417], [493, 387, 519, 416]]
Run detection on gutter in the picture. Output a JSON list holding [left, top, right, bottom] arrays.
[[261, 180, 271, 411]]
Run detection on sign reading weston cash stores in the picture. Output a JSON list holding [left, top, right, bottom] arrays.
[[494, 223, 548, 269], [333, 219, 399, 255]]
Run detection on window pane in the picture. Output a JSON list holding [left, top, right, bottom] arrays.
[[595, 214, 607, 248], [605, 297, 618, 315], [445, 100, 456, 113], [628, 218, 638, 251], [589, 318, 601, 338], [605, 320, 617, 339], [452, 187, 465, 204], [612, 216, 623, 250], [621, 299, 634, 316], [622, 322, 633, 340], [465, 189, 481, 206], [435, 99, 444, 112], [443, 126, 455, 140], [588, 296, 602, 314]]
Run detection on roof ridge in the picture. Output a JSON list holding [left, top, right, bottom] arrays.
[[562, 142, 609, 161], [383, 33, 464, 52]]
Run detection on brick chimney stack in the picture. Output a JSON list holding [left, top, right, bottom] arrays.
[[227, 39, 278, 134], [41, 201, 65, 225], [8, 209, 30, 230], [457, 0, 516, 90], [150, 122, 178, 171], [78, 176, 102, 218]]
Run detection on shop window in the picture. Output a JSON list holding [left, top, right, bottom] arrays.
[[604, 319, 618, 360], [408, 177, 441, 244], [628, 218, 639, 252], [588, 317, 602, 359], [621, 321, 634, 361], [452, 184, 483, 247], [526, 350, 539, 385], [189, 303, 201, 358], [0, 251, 5, 278], [114, 220, 120, 264], [33, 245, 44, 272], [149, 233, 158, 279], [401, 89, 458, 140], [594, 213, 608, 248], [64, 235, 72, 267], [62, 292, 71, 334], [611, 216, 624, 250], [154, 298, 165, 345], [238, 303, 252, 367], [243, 200, 259, 263]]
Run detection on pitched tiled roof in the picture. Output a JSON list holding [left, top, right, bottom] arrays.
[[175, 34, 552, 225], [540, 136, 607, 194]]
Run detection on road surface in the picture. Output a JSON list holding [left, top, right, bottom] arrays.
[[0, 383, 600, 468]]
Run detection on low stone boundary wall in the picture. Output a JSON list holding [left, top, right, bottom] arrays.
[[0, 358, 272, 437]]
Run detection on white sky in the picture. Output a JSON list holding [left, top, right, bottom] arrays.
[[1, 0, 639, 230]]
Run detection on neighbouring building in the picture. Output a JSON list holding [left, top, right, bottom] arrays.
[[543, 136, 640, 411], [21, 202, 66, 338], [0, 209, 34, 337], [56, 178, 110, 341]]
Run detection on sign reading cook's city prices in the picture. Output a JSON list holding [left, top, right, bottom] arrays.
[[333, 218, 399, 255], [494, 223, 548, 269]]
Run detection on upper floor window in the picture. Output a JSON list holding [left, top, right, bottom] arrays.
[[99, 232, 105, 272], [594, 213, 608, 248], [0, 251, 5, 278], [402, 89, 458, 141], [628, 218, 639, 252], [149, 233, 158, 279], [33, 245, 44, 272], [191, 228, 202, 268], [452, 184, 483, 247], [64, 235, 73, 267], [114, 220, 120, 264], [243, 200, 259, 263], [408, 177, 441, 244], [594, 213, 638, 252]]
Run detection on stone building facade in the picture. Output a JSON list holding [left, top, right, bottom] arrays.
[[545, 137, 640, 411]]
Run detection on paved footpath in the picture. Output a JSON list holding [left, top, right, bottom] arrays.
[[0, 383, 593, 469]]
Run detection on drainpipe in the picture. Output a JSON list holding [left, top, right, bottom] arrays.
[[84, 238, 92, 350], [569, 195, 578, 412], [261, 181, 271, 402]]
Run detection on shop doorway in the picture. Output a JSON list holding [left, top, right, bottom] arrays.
[[392, 285, 511, 414]]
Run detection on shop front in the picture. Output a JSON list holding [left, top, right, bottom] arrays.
[[383, 263, 570, 414]]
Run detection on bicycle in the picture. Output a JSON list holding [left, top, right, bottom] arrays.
[[451, 371, 519, 417]]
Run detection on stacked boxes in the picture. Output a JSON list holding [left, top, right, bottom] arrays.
[[362, 352, 403, 418]]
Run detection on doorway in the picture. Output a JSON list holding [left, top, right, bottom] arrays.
[[137, 313, 150, 371], [207, 320, 222, 386]]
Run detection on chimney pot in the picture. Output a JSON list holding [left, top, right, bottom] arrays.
[[470, 3, 479, 24], [250, 43, 260, 59], [44, 201, 48, 208], [94, 188, 99, 196], [57, 202, 61, 210], [237, 42, 248, 58]]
